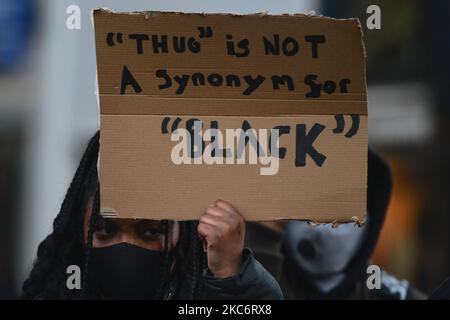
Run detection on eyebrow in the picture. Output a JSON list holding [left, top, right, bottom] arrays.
[[96, 217, 164, 230], [134, 219, 162, 228]]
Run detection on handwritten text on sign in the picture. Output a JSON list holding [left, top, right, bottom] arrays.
[[161, 116, 359, 175], [110, 29, 351, 97], [101, 23, 361, 175]]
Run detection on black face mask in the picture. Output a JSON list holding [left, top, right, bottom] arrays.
[[89, 242, 172, 300]]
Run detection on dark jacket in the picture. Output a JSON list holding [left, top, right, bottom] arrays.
[[172, 247, 283, 300], [429, 277, 450, 300], [200, 248, 284, 299], [245, 149, 425, 300]]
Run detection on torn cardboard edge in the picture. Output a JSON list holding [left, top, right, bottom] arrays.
[[306, 215, 365, 227], [92, 7, 361, 22], [100, 207, 366, 227]]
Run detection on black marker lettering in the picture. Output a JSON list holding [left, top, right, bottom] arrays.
[[272, 75, 295, 90], [305, 35, 325, 58], [263, 34, 280, 55], [120, 65, 142, 94], [282, 37, 299, 56], [155, 69, 172, 90], [128, 34, 149, 54], [295, 123, 326, 167], [152, 35, 168, 53], [304, 74, 321, 98], [174, 75, 190, 94], [243, 75, 265, 95], [269, 125, 290, 159]]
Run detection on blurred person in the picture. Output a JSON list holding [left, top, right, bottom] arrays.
[[21, 132, 282, 300], [246, 149, 425, 299]]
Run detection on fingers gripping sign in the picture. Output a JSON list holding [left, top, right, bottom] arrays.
[[197, 200, 246, 278]]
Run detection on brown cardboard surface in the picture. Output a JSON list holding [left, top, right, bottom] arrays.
[[93, 8, 368, 222]]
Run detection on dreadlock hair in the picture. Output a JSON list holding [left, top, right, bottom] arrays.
[[22, 131, 207, 300], [80, 182, 99, 299]]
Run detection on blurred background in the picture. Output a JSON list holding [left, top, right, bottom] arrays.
[[0, 0, 449, 298]]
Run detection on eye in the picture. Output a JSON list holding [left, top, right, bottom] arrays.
[[94, 219, 117, 240], [137, 223, 162, 241]]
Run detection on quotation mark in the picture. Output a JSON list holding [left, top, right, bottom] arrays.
[[161, 117, 182, 134], [197, 26, 213, 38], [333, 114, 360, 138], [106, 32, 124, 46]]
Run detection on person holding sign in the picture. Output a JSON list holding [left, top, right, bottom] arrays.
[[21, 132, 283, 300]]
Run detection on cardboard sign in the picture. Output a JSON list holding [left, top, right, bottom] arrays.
[[93, 8, 368, 222]]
